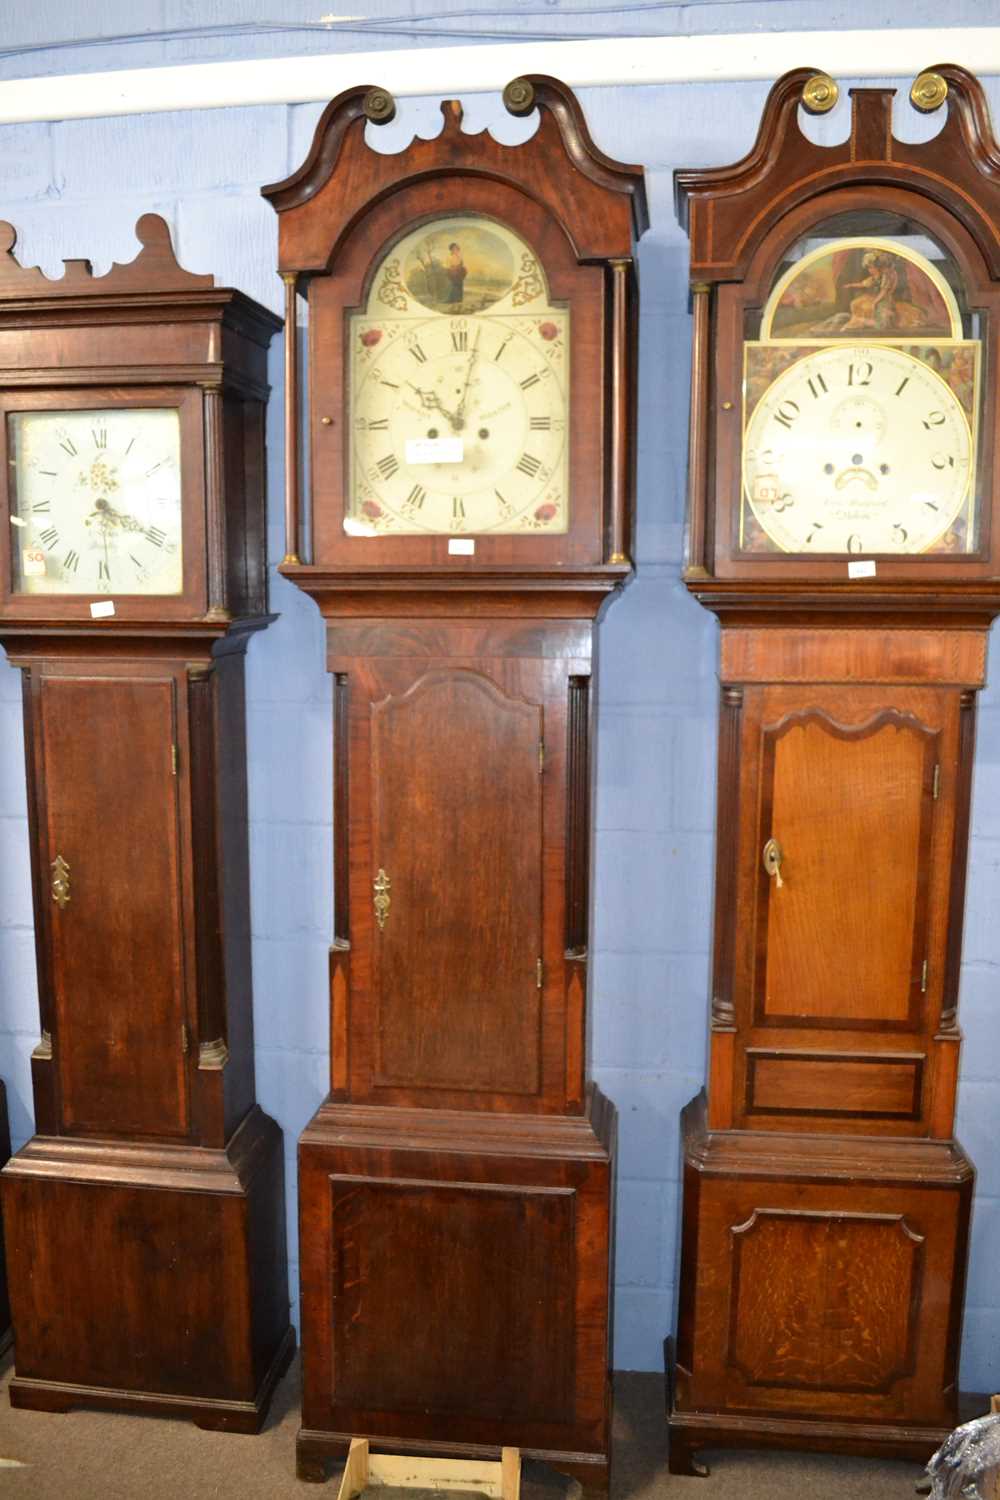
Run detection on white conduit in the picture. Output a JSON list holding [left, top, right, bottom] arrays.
[[0, 27, 999, 124]]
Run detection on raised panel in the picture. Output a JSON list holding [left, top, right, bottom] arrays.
[[371, 669, 543, 1095], [4, 1176, 238, 1397], [728, 1209, 923, 1394], [757, 708, 937, 1029], [39, 674, 189, 1137], [746, 1051, 924, 1120], [329, 1175, 575, 1423]]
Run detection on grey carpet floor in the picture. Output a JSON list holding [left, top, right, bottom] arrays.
[[0, 1350, 930, 1499]]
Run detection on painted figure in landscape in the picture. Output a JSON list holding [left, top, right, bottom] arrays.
[[403, 222, 515, 315], [768, 243, 954, 340]]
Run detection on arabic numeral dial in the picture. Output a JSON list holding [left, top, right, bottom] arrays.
[[743, 344, 972, 556]]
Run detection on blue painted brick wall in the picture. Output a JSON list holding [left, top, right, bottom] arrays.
[[0, 3, 997, 1385]]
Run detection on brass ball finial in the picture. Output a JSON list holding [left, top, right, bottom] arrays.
[[911, 71, 948, 113], [503, 77, 536, 117], [802, 74, 839, 115], [363, 88, 396, 125]]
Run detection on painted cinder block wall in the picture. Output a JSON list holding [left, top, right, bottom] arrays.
[[0, 2, 997, 1387]]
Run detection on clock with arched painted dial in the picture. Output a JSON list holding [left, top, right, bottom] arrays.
[[347, 214, 569, 536], [743, 343, 974, 555]]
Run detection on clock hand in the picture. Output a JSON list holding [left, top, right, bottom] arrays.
[[87, 497, 145, 533], [406, 382, 462, 432], [454, 325, 482, 427]]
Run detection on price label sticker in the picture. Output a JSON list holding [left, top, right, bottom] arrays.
[[405, 437, 464, 465], [448, 539, 475, 556], [89, 600, 116, 618], [22, 547, 46, 577], [847, 560, 877, 579]]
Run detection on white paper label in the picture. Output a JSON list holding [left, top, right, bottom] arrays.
[[448, 539, 475, 556], [22, 547, 46, 577], [405, 437, 464, 465], [10, 515, 25, 528], [90, 600, 116, 618], [847, 560, 877, 579]]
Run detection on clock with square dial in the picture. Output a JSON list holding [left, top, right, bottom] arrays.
[[348, 216, 569, 536], [9, 406, 183, 595]]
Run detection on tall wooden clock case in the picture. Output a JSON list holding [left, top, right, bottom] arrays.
[[262, 78, 646, 1488], [667, 67, 1000, 1472], [0, 218, 294, 1429]]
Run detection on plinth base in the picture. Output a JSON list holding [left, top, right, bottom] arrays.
[[2, 1105, 293, 1431], [297, 1086, 617, 1492], [667, 1092, 974, 1474]]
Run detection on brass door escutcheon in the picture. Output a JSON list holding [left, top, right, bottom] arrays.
[[373, 868, 391, 930], [51, 854, 71, 908], [762, 837, 784, 889]]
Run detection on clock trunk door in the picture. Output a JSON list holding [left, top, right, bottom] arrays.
[[37, 669, 191, 1138], [737, 684, 956, 1133], [364, 665, 544, 1103]]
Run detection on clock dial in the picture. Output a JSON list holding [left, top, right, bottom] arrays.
[[743, 344, 974, 555], [347, 216, 569, 536], [10, 408, 183, 595]]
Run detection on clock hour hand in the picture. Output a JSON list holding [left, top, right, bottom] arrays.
[[86, 496, 146, 533], [406, 382, 461, 431]]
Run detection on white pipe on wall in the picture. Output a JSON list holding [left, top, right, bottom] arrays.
[[0, 27, 999, 125]]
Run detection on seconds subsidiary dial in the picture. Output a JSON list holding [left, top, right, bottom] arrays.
[[10, 407, 183, 596], [743, 344, 973, 555]]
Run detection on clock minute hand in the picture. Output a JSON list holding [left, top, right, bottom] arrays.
[[455, 325, 482, 425]]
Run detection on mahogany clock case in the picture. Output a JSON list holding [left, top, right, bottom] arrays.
[[263, 78, 646, 1490], [0, 217, 294, 1430], [667, 67, 1000, 1474]]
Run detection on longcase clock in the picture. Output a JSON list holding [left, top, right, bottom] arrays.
[[262, 78, 646, 1489], [666, 67, 1000, 1472], [0, 217, 294, 1430]]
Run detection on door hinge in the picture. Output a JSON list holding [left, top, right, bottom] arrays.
[[920, 959, 929, 994], [171, 743, 179, 776], [181, 1022, 190, 1055], [538, 739, 545, 774], [536, 957, 544, 989], [932, 763, 940, 800]]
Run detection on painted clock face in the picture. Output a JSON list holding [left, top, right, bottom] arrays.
[[9, 408, 183, 595], [347, 216, 569, 536], [743, 344, 973, 555]]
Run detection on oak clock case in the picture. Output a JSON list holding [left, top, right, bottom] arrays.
[[666, 67, 1000, 1475], [0, 216, 294, 1430], [262, 78, 646, 1490]]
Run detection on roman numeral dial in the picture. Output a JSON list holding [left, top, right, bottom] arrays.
[[347, 215, 570, 537], [9, 406, 185, 596], [742, 343, 974, 555]]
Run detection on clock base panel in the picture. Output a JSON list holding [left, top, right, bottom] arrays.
[[297, 1089, 617, 1490], [1, 1105, 293, 1429], [668, 1092, 973, 1469]]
